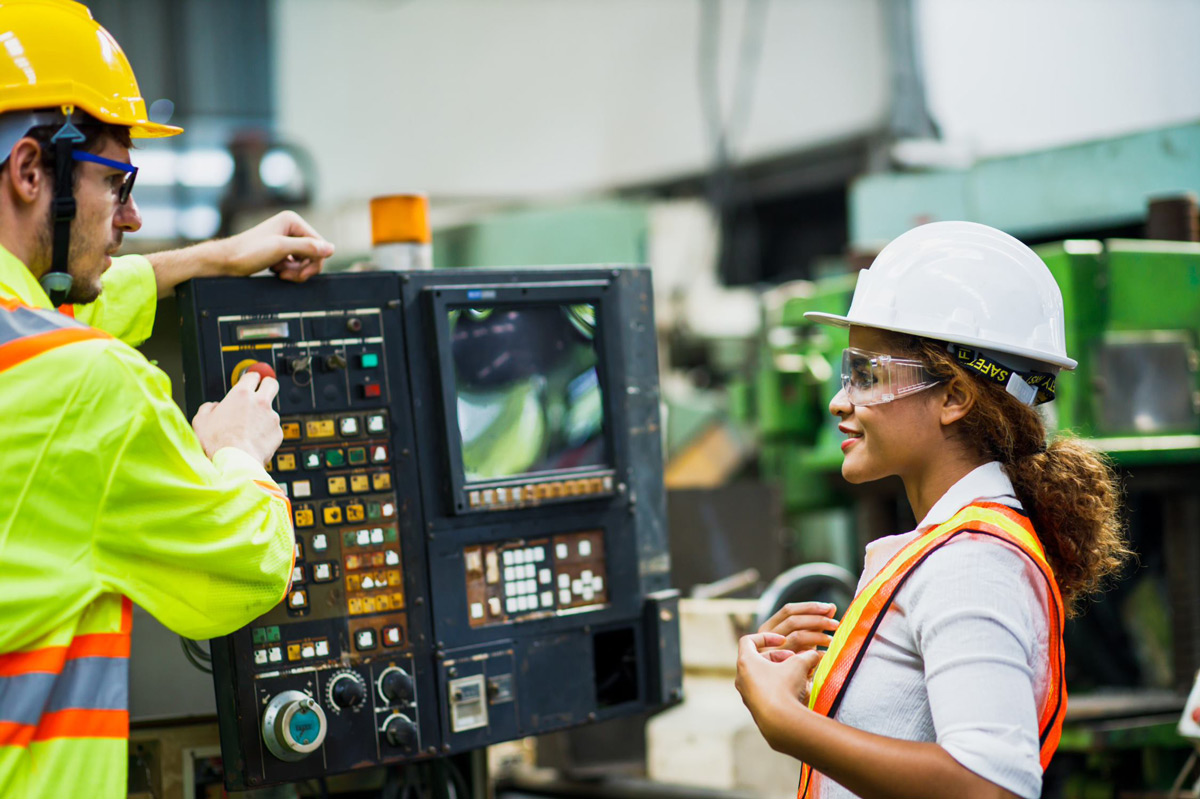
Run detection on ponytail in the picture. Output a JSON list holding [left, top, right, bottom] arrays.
[[909, 338, 1131, 616]]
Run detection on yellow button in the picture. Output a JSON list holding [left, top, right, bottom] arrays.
[[276, 453, 297, 472], [386, 569, 401, 586], [391, 591, 405, 609], [282, 422, 301, 441], [376, 594, 392, 611], [294, 507, 315, 528], [372, 472, 392, 491], [534, 484, 550, 500], [348, 598, 363, 615], [323, 506, 343, 525], [350, 474, 370, 493], [346, 574, 362, 591], [306, 419, 335, 439], [327, 476, 348, 495], [287, 644, 301, 661], [362, 597, 377, 613], [346, 503, 365, 522]]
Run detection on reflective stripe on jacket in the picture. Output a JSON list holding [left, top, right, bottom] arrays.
[[798, 502, 1066, 799], [0, 249, 295, 799]]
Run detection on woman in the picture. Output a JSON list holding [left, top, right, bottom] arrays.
[[734, 222, 1129, 799]]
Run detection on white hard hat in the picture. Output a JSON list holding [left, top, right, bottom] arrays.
[[806, 221, 1077, 371]]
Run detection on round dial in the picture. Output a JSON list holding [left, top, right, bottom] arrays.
[[381, 712, 418, 752], [262, 690, 327, 762], [377, 666, 414, 705], [326, 671, 367, 711]]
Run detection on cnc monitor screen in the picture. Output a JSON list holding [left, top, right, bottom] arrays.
[[446, 303, 608, 482]]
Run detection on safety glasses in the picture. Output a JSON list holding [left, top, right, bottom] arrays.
[[840, 347, 944, 406], [72, 150, 137, 205]]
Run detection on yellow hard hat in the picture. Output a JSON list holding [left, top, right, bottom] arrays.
[[0, 0, 182, 137]]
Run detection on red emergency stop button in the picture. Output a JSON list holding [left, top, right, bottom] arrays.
[[231, 359, 277, 384], [361, 383, 382, 399]]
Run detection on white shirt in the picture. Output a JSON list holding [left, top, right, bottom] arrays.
[[819, 463, 1051, 799]]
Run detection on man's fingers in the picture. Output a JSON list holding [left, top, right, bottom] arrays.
[[256, 376, 281, 402], [270, 210, 322, 240], [273, 235, 335, 263], [766, 649, 796, 663], [235, 371, 262, 392]]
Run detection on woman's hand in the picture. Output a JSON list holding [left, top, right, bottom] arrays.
[[758, 601, 840, 653], [735, 632, 824, 747]]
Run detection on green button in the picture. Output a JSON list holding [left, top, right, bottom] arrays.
[[367, 502, 381, 521], [360, 353, 379, 369], [384, 527, 398, 542], [343, 531, 357, 548], [266, 626, 281, 643], [252, 628, 267, 645], [325, 449, 345, 468], [347, 447, 367, 465]]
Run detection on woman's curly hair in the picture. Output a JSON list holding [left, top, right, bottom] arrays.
[[899, 335, 1132, 616]]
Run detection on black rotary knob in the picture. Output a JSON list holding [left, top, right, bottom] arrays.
[[378, 666, 414, 704], [382, 713, 417, 751], [329, 673, 366, 709]]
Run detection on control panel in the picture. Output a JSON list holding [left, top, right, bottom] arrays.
[[179, 268, 680, 790]]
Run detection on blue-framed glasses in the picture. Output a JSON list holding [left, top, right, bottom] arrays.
[[71, 150, 138, 205]]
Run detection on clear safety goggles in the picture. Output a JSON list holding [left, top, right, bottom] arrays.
[[840, 347, 944, 406]]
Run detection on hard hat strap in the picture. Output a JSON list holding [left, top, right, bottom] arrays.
[[41, 115, 84, 306], [949, 345, 1057, 405]]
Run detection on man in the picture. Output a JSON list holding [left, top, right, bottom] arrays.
[[0, 2, 331, 796]]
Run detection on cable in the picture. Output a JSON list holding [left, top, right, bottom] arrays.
[[179, 636, 213, 674]]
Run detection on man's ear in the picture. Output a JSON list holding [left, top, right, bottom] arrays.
[[940, 375, 976, 427], [6, 138, 45, 204]]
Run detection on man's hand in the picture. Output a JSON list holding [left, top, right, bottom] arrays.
[[191, 372, 284, 467], [148, 210, 334, 298], [218, 210, 334, 282]]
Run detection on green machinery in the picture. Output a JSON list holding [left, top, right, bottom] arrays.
[[744, 239, 1200, 795]]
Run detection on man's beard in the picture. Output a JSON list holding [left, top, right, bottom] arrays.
[[37, 210, 104, 306]]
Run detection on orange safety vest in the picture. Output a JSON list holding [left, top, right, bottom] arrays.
[[797, 502, 1066, 799]]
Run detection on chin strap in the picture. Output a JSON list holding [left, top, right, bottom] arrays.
[[42, 109, 84, 307]]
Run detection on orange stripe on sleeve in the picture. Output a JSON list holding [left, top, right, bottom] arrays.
[[0, 327, 110, 372], [33, 709, 128, 742], [0, 721, 35, 748]]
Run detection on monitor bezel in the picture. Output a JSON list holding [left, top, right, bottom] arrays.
[[428, 279, 617, 515]]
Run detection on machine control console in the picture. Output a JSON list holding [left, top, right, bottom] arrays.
[[179, 269, 681, 790]]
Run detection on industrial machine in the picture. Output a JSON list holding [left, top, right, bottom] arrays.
[[176, 266, 681, 791]]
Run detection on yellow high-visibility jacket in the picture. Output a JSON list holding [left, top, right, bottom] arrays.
[[0, 247, 294, 799]]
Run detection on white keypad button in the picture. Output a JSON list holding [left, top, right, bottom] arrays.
[[371, 529, 384, 545], [503, 550, 514, 566], [506, 598, 518, 614], [579, 540, 592, 557], [268, 647, 282, 663], [559, 589, 572, 605], [311, 533, 327, 551], [556, 543, 569, 559], [541, 591, 554, 607], [385, 550, 400, 566], [470, 602, 484, 619], [558, 573, 570, 589], [292, 480, 312, 498], [539, 569, 552, 585], [254, 649, 268, 665], [315, 640, 329, 657]]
